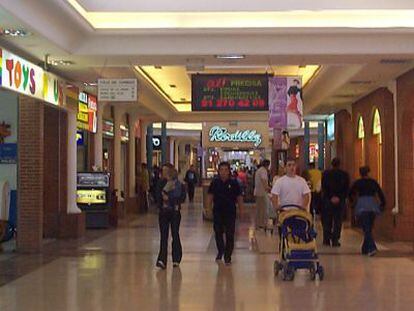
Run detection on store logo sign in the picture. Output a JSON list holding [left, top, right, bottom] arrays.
[[209, 126, 262, 147]]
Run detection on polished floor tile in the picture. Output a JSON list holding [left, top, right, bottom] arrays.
[[0, 192, 413, 311]]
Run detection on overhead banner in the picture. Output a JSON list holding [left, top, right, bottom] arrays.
[[192, 74, 268, 111], [202, 122, 269, 149], [0, 48, 65, 106], [269, 76, 303, 129], [98, 79, 137, 102], [77, 92, 97, 133]]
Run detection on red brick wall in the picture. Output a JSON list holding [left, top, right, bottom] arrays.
[[396, 70, 414, 241], [351, 88, 396, 239], [334, 110, 354, 176], [17, 97, 44, 252]]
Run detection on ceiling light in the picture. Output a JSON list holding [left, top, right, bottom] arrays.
[[1, 28, 30, 37], [154, 66, 162, 69], [215, 54, 245, 60], [180, 98, 186, 101], [169, 84, 177, 88]]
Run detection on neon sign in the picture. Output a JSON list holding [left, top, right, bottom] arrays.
[[209, 126, 262, 147]]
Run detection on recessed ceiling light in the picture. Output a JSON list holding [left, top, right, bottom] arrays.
[[180, 98, 186, 101], [1, 28, 30, 37], [154, 65, 162, 69], [169, 84, 177, 88], [215, 54, 245, 60]]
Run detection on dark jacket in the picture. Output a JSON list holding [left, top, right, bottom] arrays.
[[184, 170, 198, 185], [321, 168, 350, 200], [155, 178, 167, 209]]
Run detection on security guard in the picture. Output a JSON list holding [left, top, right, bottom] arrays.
[[207, 161, 244, 265]]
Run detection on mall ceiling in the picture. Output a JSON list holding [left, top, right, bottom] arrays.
[[1, 0, 414, 121]]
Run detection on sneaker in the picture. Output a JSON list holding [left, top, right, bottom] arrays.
[[156, 260, 166, 269], [368, 250, 377, 257], [173, 262, 180, 267], [224, 260, 232, 266], [332, 241, 341, 247], [215, 254, 223, 262]]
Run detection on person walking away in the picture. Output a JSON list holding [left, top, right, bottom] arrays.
[[307, 162, 322, 216], [254, 160, 271, 230], [349, 166, 385, 256], [207, 162, 244, 265], [271, 158, 311, 213], [321, 158, 350, 247], [184, 165, 198, 203], [156, 165, 183, 269]]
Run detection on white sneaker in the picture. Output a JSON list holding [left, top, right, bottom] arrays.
[[173, 262, 180, 267]]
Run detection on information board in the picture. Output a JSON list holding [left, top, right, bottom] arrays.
[[98, 79, 137, 102], [192, 74, 268, 111]]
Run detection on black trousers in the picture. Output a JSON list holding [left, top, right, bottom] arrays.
[[157, 209, 182, 264], [213, 212, 236, 261], [187, 183, 195, 202], [321, 199, 344, 243], [359, 212, 377, 254]]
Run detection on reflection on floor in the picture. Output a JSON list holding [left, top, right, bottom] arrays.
[[0, 189, 413, 310]]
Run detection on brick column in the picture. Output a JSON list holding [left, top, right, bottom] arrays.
[[17, 97, 44, 252]]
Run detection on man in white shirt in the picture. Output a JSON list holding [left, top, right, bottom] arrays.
[[271, 158, 311, 212], [254, 159, 271, 229]]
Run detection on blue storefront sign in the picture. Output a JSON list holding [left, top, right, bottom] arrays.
[[0, 143, 18, 164], [77, 131, 84, 146]]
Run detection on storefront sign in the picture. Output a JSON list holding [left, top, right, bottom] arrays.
[[77, 189, 107, 205], [202, 122, 269, 148], [103, 120, 114, 137], [269, 76, 303, 130], [77, 172, 110, 187], [77, 92, 97, 133], [0, 48, 65, 106], [98, 79, 137, 102], [0, 143, 17, 164], [192, 74, 268, 111], [76, 131, 84, 146], [152, 136, 161, 150]]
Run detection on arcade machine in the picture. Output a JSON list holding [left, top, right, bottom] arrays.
[[77, 172, 111, 228]]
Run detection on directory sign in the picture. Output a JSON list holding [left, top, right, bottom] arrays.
[[192, 74, 268, 111], [98, 79, 137, 102]]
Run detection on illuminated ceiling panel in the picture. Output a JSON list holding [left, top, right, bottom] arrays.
[[67, 1, 414, 29]]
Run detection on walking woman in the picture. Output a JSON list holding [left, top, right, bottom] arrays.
[[156, 165, 183, 269], [349, 166, 386, 256]]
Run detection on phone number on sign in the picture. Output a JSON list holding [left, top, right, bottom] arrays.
[[200, 99, 266, 109]]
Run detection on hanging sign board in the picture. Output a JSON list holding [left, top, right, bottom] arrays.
[[202, 122, 269, 149], [192, 74, 268, 111], [77, 92, 97, 133], [98, 79, 137, 102]]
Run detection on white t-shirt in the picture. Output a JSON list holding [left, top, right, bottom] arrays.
[[271, 175, 310, 209], [254, 166, 268, 196]]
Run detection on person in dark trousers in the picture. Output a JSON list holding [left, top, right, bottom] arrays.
[[184, 165, 198, 203], [207, 162, 244, 265], [155, 164, 183, 269], [321, 158, 350, 247], [349, 166, 385, 256]]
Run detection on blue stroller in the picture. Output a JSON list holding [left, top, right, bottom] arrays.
[[274, 208, 324, 281]]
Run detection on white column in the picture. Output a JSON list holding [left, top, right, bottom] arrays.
[[113, 106, 122, 201], [93, 102, 106, 170], [169, 138, 175, 164], [67, 109, 82, 214], [174, 139, 179, 169], [128, 112, 139, 197], [140, 121, 148, 165]]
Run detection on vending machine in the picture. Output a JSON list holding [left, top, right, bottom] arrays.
[[77, 172, 111, 228]]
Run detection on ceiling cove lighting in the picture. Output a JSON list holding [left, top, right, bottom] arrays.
[[215, 55, 245, 60], [66, 1, 414, 29]]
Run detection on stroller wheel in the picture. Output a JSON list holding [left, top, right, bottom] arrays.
[[317, 266, 324, 281], [282, 266, 294, 281], [274, 261, 281, 276], [309, 265, 316, 281]]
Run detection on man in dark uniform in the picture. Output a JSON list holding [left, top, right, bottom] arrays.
[[208, 162, 244, 265], [184, 165, 198, 203], [321, 158, 350, 247]]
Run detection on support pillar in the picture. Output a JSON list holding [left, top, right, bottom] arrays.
[[93, 102, 106, 170], [161, 121, 167, 165], [169, 138, 175, 165], [146, 123, 153, 171], [304, 121, 310, 170], [67, 109, 82, 214], [113, 107, 122, 200]]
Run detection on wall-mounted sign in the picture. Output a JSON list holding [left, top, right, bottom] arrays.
[[192, 74, 268, 111], [327, 114, 335, 141], [77, 189, 107, 205], [0, 143, 17, 164], [120, 125, 129, 142], [0, 48, 65, 106], [373, 109, 381, 135], [202, 122, 269, 149], [152, 135, 161, 150], [77, 92, 97, 133], [103, 120, 114, 137], [269, 76, 303, 130], [357, 116, 365, 139], [76, 131, 84, 146], [77, 172, 110, 188], [98, 79, 137, 102]]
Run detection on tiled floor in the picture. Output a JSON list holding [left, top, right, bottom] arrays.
[[0, 191, 413, 310]]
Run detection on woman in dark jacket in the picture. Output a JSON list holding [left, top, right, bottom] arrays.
[[349, 166, 386, 256]]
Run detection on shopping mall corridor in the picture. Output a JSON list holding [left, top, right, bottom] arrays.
[[1, 189, 414, 311]]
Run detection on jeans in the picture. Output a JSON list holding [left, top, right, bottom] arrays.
[[321, 198, 345, 243], [157, 209, 182, 264], [187, 184, 195, 202], [214, 212, 236, 262], [359, 212, 377, 254]]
